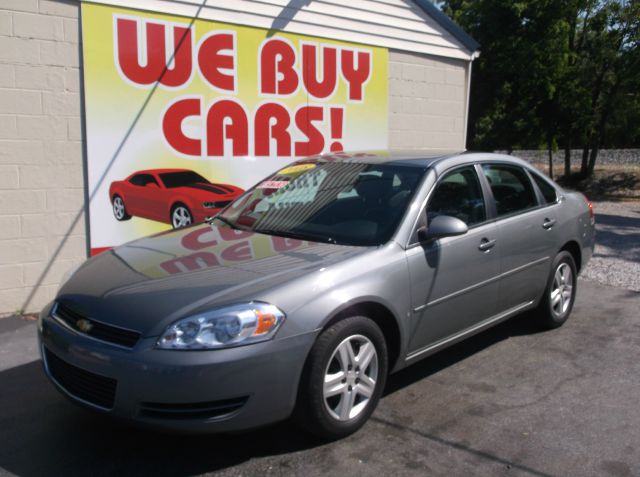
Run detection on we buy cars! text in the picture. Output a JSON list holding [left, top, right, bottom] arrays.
[[115, 16, 371, 158]]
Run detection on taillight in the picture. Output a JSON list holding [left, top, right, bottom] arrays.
[[582, 193, 595, 224]]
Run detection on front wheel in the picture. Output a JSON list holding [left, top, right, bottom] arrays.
[[536, 251, 577, 329], [295, 316, 388, 439], [171, 204, 193, 229]]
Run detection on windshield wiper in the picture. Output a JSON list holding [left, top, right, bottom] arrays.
[[254, 228, 338, 245]]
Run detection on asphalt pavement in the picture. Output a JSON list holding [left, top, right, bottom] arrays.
[[0, 277, 638, 477]]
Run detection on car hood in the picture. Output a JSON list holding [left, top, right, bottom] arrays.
[[172, 182, 241, 198], [56, 223, 367, 336]]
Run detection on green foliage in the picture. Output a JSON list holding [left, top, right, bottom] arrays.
[[439, 0, 639, 176]]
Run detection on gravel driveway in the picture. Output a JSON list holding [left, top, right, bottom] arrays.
[[581, 201, 640, 291]]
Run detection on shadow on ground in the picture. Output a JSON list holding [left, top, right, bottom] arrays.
[[586, 172, 640, 199], [384, 311, 544, 396], [592, 213, 640, 262], [0, 312, 545, 477]]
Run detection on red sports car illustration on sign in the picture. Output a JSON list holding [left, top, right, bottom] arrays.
[[109, 169, 244, 228]]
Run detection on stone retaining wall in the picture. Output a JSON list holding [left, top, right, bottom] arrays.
[[497, 149, 640, 166]]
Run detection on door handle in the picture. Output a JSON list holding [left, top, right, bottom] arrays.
[[478, 238, 496, 251], [542, 218, 556, 230]]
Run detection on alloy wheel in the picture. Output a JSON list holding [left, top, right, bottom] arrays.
[[550, 262, 573, 318], [172, 206, 192, 228], [323, 334, 379, 422], [113, 197, 125, 220]]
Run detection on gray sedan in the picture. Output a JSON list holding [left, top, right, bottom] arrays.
[[38, 152, 595, 439]]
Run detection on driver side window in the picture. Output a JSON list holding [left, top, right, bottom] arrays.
[[428, 166, 486, 227], [129, 174, 158, 187]]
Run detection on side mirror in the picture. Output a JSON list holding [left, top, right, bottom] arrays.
[[417, 215, 468, 242]]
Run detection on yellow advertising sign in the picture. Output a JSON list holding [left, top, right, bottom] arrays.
[[81, 3, 388, 254]]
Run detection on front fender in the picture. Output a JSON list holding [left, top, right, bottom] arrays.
[[263, 243, 413, 368], [109, 182, 123, 200]]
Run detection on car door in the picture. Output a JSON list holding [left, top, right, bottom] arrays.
[[127, 173, 162, 221], [124, 173, 147, 216], [480, 164, 557, 313], [140, 173, 167, 222], [405, 165, 500, 356]]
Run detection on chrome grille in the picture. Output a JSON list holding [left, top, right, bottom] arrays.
[[52, 302, 141, 349]]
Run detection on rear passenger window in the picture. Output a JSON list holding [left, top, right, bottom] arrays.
[[428, 166, 486, 226], [482, 165, 538, 217], [531, 172, 558, 204]]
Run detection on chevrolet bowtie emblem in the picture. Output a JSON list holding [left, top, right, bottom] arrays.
[[76, 319, 93, 333]]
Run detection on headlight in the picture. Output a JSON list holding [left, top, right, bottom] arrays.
[[156, 302, 285, 350], [203, 200, 232, 209]]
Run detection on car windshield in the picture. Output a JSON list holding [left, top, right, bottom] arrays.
[[217, 161, 425, 246], [160, 171, 210, 188]]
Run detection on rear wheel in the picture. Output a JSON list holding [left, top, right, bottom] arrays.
[[295, 316, 388, 439], [171, 204, 192, 228], [112, 195, 131, 221], [537, 251, 577, 329]]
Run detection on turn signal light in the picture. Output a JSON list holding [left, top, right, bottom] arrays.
[[255, 310, 278, 335]]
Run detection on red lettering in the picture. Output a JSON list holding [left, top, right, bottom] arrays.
[[206, 99, 249, 156], [162, 98, 201, 156], [198, 32, 236, 92], [329, 107, 344, 152], [302, 43, 337, 99], [219, 226, 253, 241], [295, 106, 325, 156], [116, 18, 192, 87], [260, 39, 298, 95], [181, 227, 217, 250], [272, 236, 303, 252], [341, 49, 371, 101], [221, 241, 252, 261], [160, 252, 218, 274], [255, 103, 291, 156]]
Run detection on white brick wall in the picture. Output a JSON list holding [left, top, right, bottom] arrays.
[[0, 0, 84, 314], [389, 50, 469, 151]]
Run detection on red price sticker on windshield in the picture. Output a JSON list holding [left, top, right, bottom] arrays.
[[257, 180, 289, 189]]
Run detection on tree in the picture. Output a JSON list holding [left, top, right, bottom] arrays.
[[577, 0, 640, 176], [441, 1, 572, 178], [437, 0, 640, 178]]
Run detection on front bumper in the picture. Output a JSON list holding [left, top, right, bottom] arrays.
[[38, 307, 317, 433]]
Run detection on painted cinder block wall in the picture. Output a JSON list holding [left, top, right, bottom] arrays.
[[0, 0, 85, 314], [0, 1, 469, 314], [388, 51, 468, 151]]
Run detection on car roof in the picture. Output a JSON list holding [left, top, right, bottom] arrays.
[[304, 151, 534, 172], [307, 150, 457, 167], [132, 168, 194, 175], [130, 154, 535, 178]]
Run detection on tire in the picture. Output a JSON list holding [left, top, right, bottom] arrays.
[[112, 195, 131, 221], [170, 204, 193, 229], [295, 316, 388, 440], [536, 251, 577, 329]]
